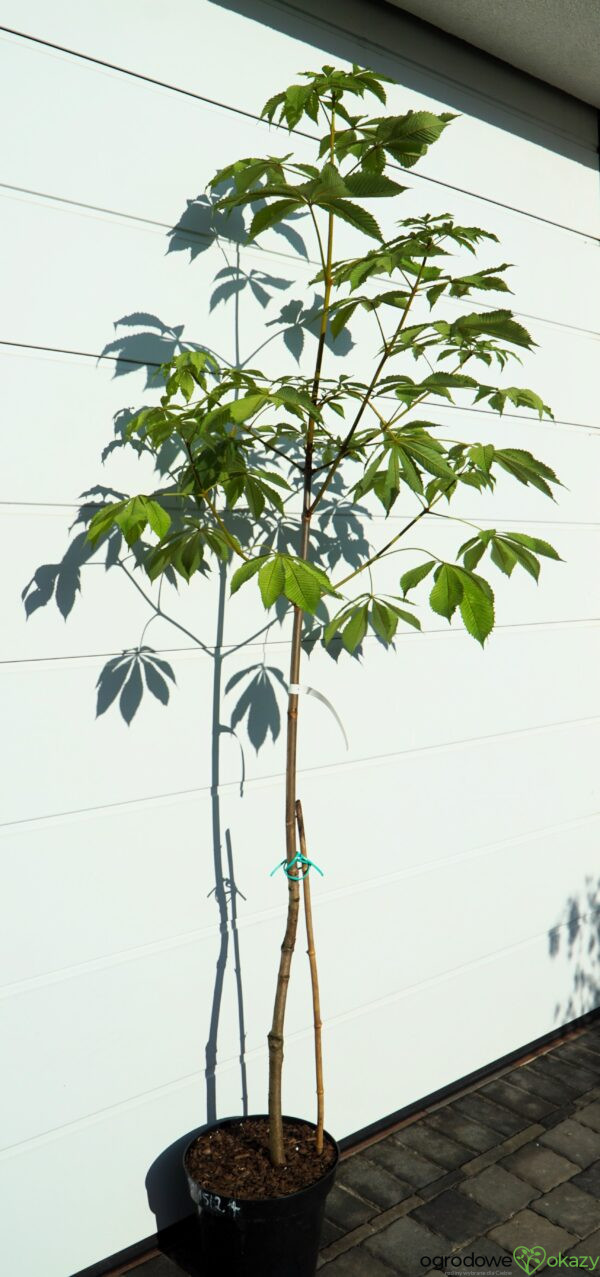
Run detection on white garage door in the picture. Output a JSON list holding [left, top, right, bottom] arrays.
[[0, 2, 598, 1274]]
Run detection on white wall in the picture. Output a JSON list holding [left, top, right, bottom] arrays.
[[0, 2, 598, 1274]]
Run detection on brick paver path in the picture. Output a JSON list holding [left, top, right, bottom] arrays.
[[116, 1022, 600, 1277]]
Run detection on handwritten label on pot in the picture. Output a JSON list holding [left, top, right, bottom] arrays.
[[197, 1189, 240, 1218]]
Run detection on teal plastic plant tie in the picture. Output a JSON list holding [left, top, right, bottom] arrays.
[[270, 852, 324, 880]]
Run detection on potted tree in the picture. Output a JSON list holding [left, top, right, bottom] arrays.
[[85, 63, 561, 1277]]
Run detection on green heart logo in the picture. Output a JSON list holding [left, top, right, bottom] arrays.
[[513, 1247, 546, 1275]]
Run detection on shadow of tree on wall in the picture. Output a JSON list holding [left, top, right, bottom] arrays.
[[548, 877, 600, 1024]]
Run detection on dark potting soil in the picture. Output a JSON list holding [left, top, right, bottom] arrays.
[[185, 1117, 336, 1199]]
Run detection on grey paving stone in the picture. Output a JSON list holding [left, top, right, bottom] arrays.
[[320, 1217, 345, 1247], [532, 1182, 600, 1238], [501, 1142, 579, 1191], [325, 1184, 377, 1230], [576, 1101, 600, 1134], [412, 1189, 498, 1245], [566, 1044, 600, 1073], [533, 1056, 598, 1095], [488, 1207, 577, 1258], [453, 1094, 528, 1138], [538, 1105, 577, 1131], [420, 1169, 463, 1201], [395, 1122, 472, 1170], [324, 1247, 397, 1275], [541, 1119, 600, 1169], [508, 1064, 573, 1107], [570, 1160, 600, 1196], [565, 1227, 600, 1260], [336, 1153, 413, 1209], [556, 1042, 600, 1075], [424, 1108, 499, 1154], [363, 1214, 449, 1276], [367, 1135, 445, 1188], [525, 1060, 582, 1098], [481, 1078, 556, 1122], [573, 1034, 600, 1059], [460, 1164, 540, 1218]]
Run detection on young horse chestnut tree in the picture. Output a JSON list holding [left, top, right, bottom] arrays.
[[87, 64, 561, 1166]]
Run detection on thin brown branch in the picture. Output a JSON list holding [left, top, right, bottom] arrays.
[[333, 467, 468, 591], [308, 245, 432, 514]]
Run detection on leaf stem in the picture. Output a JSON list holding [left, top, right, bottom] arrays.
[[333, 467, 467, 590], [308, 244, 432, 513]]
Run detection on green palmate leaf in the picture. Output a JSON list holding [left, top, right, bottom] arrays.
[[113, 496, 153, 547], [343, 173, 406, 198], [323, 607, 352, 647], [259, 555, 286, 607], [178, 370, 195, 402], [293, 559, 339, 597], [229, 393, 268, 423], [307, 162, 349, 200], [478, 385, 554, 419], [400, 560, 436, 596], [370, 599, 397, 643], [447, 310, 534, 350], [145, 525, 214, 583], [372, 110, 456, 167], [457, 530, 560, 584], [330, 301, 359, 339], [448, 265, 512, 298], [505, 532, 561, 560], [456, 570, 495, 645], [86, 500, 127, 546], [504, 541, 540, 581], [248, 199, 303, 239], [489, 537, 518, 576], [282, 559, 322, 613], [145, 500, 171, 539], [325, 199, 383, 241], [342, 603, 369, 651], [462, 539, 487, 571], [388, 602, 421, 630], [429, 563, 463, 620], [230, 555, 268, 595], [244, 476, 266, 519], [422, 372, 478, 396], [494, 448, 560, 498], [468, 444, 495, 473]]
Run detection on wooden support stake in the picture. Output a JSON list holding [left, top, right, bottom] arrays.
[[295, 798, 324, 1154]]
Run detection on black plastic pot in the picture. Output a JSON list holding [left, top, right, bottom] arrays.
[[183, 1114, 339, 1277]]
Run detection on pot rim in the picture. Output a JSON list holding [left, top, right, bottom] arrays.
[[183, 1113, 339, 1206]]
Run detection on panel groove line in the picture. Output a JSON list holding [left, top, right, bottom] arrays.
[[0, 24, 597, 240], [2, 616, 600, 669], [1, 184, 598, 336], [0, 909, 591, 1163], [2, 807, 598, 998], [2, 341, 599, 435], [0, 15, 595, 159], [1, 712, 598, 832]]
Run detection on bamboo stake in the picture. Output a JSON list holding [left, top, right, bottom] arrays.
[[295, 798, 324, 1153]]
